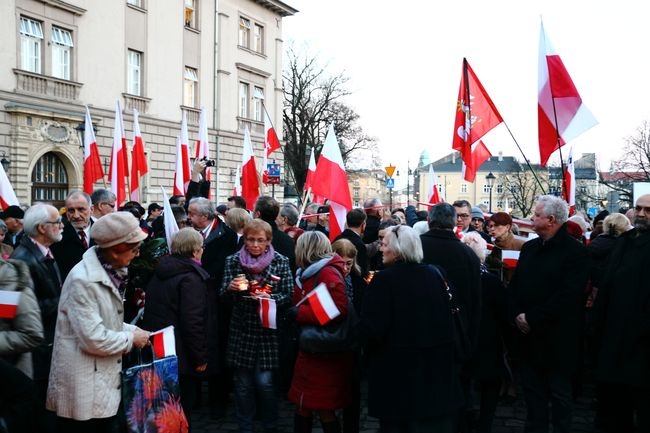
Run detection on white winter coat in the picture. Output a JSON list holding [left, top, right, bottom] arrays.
[[46, 247, 136, 420]]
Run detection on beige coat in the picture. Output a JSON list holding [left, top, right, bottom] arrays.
[[46, 247, 135, 420]]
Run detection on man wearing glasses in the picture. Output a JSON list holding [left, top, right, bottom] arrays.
[[90, 188, 117, 222], [11, 203, 64, 433], [453, 200, 491, 242], [592, 193, 650, 432], [51, 191, 94, 281]]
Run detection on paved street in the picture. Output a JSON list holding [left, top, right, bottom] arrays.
[[190, 379, 598, 433]]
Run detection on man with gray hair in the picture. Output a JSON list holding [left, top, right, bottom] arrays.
[[509, 195, 589, 433], [51, 191, 94, 281], [362, 197, 383, 243], [11, 203, 64, 433], [90, 188, 117, 221]]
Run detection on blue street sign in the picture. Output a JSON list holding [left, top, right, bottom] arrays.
[[385, 178, 395, 189]]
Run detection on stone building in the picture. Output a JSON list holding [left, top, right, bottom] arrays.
[[0, 0, 296, 208]]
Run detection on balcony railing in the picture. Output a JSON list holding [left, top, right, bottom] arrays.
[[123, 93, 151, 114], [14, 69, 82, 100]]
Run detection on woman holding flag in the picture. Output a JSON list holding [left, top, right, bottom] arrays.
[[288, 231, 353, 433], [221, 218, 292, 433]]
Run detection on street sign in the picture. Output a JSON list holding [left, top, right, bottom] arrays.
[[264, 163, 281, 185], [385, 165, 396, 178], [385, 177, 395, 189]]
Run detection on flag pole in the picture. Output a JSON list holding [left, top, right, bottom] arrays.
[[501, 121, 547, 194], [298, 187, 311, 216]]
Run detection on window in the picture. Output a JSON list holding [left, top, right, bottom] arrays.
[[253, 86, 264, 121], [253, 24, 264, 53], [184, 0, 197, 28], [437, 185, 443, 192], [127, 0, 143, 7], [20, 17, 43, 73], [460, 183, 467, 193], [239, 17, 250, 48], [496, 184, 503, 194], [483, 184, 491, 193], [31, 152, 68, 207], [51, 27, 73, 80], [238, 82, 249, 118], [127, 50, 142, 96], [579, 185, 587, 193], [496, 201, 504, 209], [183, 67, 198, 107]]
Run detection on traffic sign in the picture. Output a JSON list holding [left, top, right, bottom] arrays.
[[385, 178, 395, 189], [385, 165, 396, 178]]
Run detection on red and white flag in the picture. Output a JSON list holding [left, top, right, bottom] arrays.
[[109, 100, 128, 206], [464, 140, 492, 183], [195, 107, 211, 195], [311, 124, 352, 241], [538, 22, 597, 166], [428, 164, 442, 204], [305, 149, 325, 205], [0, 158, 19, 210], [82, 106, 104, 195], [562, 147, 576, 215], [173, 111, 191, 194], [501, 250, 520, 268], [130, 109, 148, 202], [452, 58, 503, 182], [258, 298, 277, 329], [306, 282, 340, 326], [0, 290, 21, 319], [151, 325, 176, 358], [160, 186, 179, 249], [241, 127, 260, 210], [263, 105, 282, 158]]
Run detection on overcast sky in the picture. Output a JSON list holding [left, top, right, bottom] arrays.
[[282, 0, 650, 182]]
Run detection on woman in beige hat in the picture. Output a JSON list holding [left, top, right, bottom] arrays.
[[46, 211, 151, 433]]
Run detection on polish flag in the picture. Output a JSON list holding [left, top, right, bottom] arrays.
[[258, 298, 277, 329], [172, 135, 184, 196], [310, 125, 352, 240], [428, 165, 442, 204], [263, 105, 281, 157], [233, 164, 241, 196], [305, 149, 325, 204], [306, 282, 341, 326], [173, 111, 191, 194], [0, 159, 19, 210], [502, 250, 520, 268], [562, 147, 576, 215], [241, 127, 260, 210], [160, 186, 179, 249], [538, 22, 597, 166], [151, 325, 176, 358], [109, 101, 128, 206], [195, 107, 211, 195], [0, 290, 21, 319], [82, 106, 104, 194], [130, 109, 148, 202]]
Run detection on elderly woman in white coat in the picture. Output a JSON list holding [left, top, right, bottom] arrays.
[[46, 212, 151, 433]]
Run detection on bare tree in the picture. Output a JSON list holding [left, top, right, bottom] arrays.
[[498, 163, 548, 218], [283, 46, 377, 194]]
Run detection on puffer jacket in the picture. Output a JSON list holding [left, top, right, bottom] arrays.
[[0, 259, 44, 377]]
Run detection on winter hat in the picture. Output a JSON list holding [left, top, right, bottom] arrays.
[[91, 211, 148, 248], [0, 205, 25, 220], [470, 207, 484, 220]]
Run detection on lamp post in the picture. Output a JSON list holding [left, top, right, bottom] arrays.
[[486, 171, 496, 213]]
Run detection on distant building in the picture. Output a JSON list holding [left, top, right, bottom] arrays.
[[347, 169, 389, 208]]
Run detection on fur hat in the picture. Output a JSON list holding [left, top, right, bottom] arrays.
[[91, 211, 148, 248]]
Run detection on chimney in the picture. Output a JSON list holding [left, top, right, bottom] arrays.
[[498, 151, 503, 162]]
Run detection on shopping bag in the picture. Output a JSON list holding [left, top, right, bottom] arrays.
[[122, 345, 188, 433]]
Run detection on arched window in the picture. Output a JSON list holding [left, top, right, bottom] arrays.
[[31, 152, 68, 207]]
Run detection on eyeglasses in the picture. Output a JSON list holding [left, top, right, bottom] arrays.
[[457, 213, 470, 219], [44, 219, 63, 225], [635, 205, 650, 213], [101, 202, 116, 208], [245, 237, 268, 244]]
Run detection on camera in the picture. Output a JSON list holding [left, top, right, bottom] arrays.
[[201, 156, 216, 167]]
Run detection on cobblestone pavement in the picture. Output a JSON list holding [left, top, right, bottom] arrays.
[[190, 380, 598, 433]]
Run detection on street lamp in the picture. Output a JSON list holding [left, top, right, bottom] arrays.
[[486, 171, 496, 213], [0, 151, 9, 174]]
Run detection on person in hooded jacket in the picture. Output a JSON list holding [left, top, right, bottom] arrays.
[[142, 227, 209, 423]]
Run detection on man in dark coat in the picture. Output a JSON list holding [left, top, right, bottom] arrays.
[[51, 191, 94, 281], [334, 208, 369, 277], [362, 198, 382, 243], [1, 205, 25, 248], [509, 195, 589, 433], [11, 204, 63, 433], [254, 196, 296, 273], [591, 194, 650, 432]]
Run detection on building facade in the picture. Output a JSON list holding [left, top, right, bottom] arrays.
[[347, 169, 389, 208], [0, 0, 296, 207]]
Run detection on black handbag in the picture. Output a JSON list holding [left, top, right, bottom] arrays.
[[429, 265, 472, 363]]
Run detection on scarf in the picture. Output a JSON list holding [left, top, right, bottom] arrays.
[[295, 256, 334, 289], [239, 244, 275, 280], [97, 251, 129, 301]]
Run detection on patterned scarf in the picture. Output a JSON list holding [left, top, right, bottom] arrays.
[[239, 244, 275, 281], [97, 250, 129, 301]]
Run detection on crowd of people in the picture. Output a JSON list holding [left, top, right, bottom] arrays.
[[1, 159, 649, 433]]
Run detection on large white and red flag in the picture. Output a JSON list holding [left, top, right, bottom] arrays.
[[428, 164, 442, 204], [311, 125, 352, 241], [160, 186, 179, 249], [306, 282, 341, 325], [452, 59, 503, 182], [538, 22, 597, 166], [562, 147, 576, 215], [195, 107, 211, 195], [109, 100, 128, 206], [83, 106, 104, 194], [173, 135, 184, 196], [258, 298, 277, 329], [0, 157, 19, 210], [241, 127, 260, 210], [151, 325, 176, 358], [130, 109, 148, 202], [0, 290, 21, 319], [304, 148, 325, 204], [173, 111, 192, 194]]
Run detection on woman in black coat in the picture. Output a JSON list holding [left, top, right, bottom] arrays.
[[360, 225, 462, 433], [142, 228, 210, 419]]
